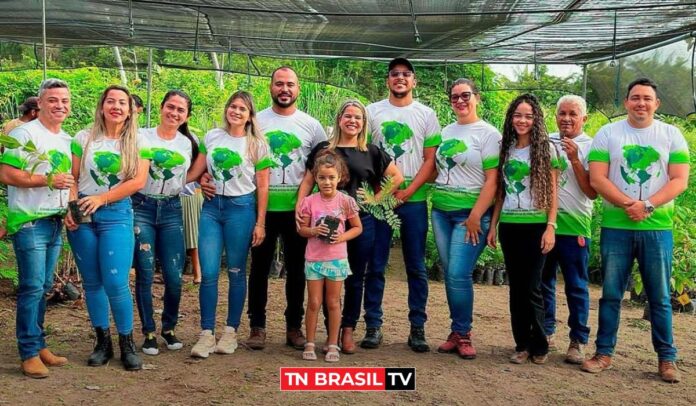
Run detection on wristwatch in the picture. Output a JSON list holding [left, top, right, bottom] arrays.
[[643, 199, 655, 214]]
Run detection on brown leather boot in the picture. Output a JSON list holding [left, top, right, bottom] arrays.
[[581, 353, 612, 373], [340, 328, 356, 354], [247, 327, 267, 350], [658, 361, 681, 383], [39, 348, 68, 367], [286, 328, 306, 350], [21, 356, 49, 379]]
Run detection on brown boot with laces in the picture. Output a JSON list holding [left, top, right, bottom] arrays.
[[581, 353, 612, 373], [247, 327, 267, 350], [658, 361, 681, 383]]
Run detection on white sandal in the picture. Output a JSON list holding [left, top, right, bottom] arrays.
[[325, 344, 340, 362], [302, 342, 317, 361]]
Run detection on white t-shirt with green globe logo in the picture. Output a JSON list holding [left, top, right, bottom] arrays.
[[0, 119, 71, 234], [257, 108, 327, 211], [138, 127, 192, 197], [500, 144, 561, 223], [200, 128, 274, 197], [588, 119, 690, 230], [432, 120, 501, 211], [550, 132, 594, 237], [72, 129, 147, 196], [367, 99, 442, 202]]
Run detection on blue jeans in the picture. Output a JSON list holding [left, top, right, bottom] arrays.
[[341, 213, 376, 328], [199, 193, 255, 331], [371, 201, 429, 328], [431, 208, 491, 335], [13, 216, 63, 360], [595, 228, 677, 361], [132, 193, 185, 334], [67, 198, 135, 335], [541, 235, 591, 344]]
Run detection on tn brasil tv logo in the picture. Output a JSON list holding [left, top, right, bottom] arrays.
[[280, 367, 416, 391]]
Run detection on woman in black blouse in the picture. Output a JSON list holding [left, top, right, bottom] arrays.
[[296, 99, 402, 353]]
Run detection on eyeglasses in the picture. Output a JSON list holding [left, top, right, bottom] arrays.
[[450, 92, 474, 103], [388, 70, 414, 78]]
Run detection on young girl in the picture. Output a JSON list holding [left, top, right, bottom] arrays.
[[298, 150, 362, 362], [487, 93, 560, 365]]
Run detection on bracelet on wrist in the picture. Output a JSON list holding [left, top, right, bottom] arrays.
[[255, 223, 265, 228], [546, 221, 558, 230]]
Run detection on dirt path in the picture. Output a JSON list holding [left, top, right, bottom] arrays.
[[0, 256, 694, 405]]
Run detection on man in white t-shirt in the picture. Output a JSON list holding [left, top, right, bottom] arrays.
[[362, 58, 441, 351], [583, 78, 690, 383], [0, 79, 74, 378], [203, 67, 327, 350], [541, 95, 596, 364]]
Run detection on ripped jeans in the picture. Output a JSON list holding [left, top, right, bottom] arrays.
[[198, 193, 255, 331], [132, 193, 185, 335], [67, 197, 135, 335]]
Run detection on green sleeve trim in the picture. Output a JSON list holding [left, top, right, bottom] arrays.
[[140, 148, 153, 160], [669, 150, 690, 164], [71, 140, 83, 158], [482, 155, 499, 170], [587, 149, 609, 162], [0, 153, 24, 169], [423, 133, 442, 148], [551, 157, 562, 169], [199, 142, 207, 155], [255, 156, 274, 170]]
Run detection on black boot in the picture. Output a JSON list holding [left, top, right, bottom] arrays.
[[88, 327, 114, 366], [119, 333, 143, 371], [408, 326, 430, 353]]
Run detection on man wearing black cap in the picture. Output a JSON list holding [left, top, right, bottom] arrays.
[[359, 58, 441, 352], [2, 97, 39, 135]]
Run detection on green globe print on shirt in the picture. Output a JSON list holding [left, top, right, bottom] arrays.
[[437, 138, 468, 185], [146, 148, 186, 194], [211, 147, 243, 195], [266, 130, 302, 185], [381, 121, 414, 161], [620, 145, 660, 200], [504, 159, 530, 209], [48, 150, 71, 206], [90, 151, 121, 190]]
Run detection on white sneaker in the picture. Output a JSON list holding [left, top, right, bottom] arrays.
[[215, 326, 238, 354], [190, 330, 216, 358]]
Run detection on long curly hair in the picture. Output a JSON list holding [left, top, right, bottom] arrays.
[[498, 93, 553, 210]]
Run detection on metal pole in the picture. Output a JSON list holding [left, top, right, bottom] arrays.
[[582, 64, 588, 100], [42, 0, 47, 80], [146, 48, 153, 127]]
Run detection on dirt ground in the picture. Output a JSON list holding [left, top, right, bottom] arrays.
[[0, 247, 694, 406]]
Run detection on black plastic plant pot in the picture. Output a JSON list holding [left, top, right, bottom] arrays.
[[68, 200, 92, 224], [317, 215, 340, 243]]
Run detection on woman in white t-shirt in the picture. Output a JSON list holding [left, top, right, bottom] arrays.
[[487, 93, 560, 365], [186, 90, 272, 359], [133, 90, 199, 356], [65, 85, 150, 371], [432, 78, 501, 359]]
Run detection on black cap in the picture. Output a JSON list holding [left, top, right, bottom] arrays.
[[18, 97, 39, 114], [387, 58, 415, 75]]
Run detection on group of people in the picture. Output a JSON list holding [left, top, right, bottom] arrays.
[[0, 57, 689, 384]]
